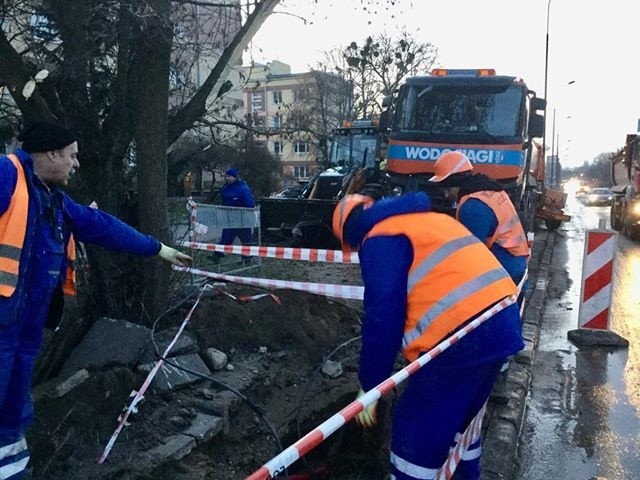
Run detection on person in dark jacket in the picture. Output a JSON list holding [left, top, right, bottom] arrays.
[[332, 192, 523, 480], [213, 168, 255, 262], [0, 122, 191, 479]]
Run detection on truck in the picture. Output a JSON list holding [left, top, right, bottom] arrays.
[[258, 119, 382, 247], [610, 133, 640, 239], [377, 68, 553, 233]]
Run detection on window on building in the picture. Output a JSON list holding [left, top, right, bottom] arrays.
[[273, 141, 283, 154], [294, 165, 310, 179], [293, 89, 309, 102], [294, 141, 309, 154], [272, 90, 283, 104], [251, 92, 264, 112], [273, 115, 283, 128], [253, 116, 265, 127]]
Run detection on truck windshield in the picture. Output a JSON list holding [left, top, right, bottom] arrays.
[[330, 130, 378, 170], [393, 83, 524, 139]]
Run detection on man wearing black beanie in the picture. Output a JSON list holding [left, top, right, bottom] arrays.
[[0, 122, 191, 478]]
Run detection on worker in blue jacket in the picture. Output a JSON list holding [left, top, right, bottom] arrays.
[[429, 151, 529, 287], [0, 122, 191, 479], [213, 168, 255, 262], [333, 192, 523, 480]]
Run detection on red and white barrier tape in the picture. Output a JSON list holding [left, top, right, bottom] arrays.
[[97, 283, 212, 464], [245, 295, 517, 480], [174, 265, 364, 300], [179, 241, 359, 264], [436, 402, 486, 479], [216, 287, 282, 305], [187, 198, 198, 242]]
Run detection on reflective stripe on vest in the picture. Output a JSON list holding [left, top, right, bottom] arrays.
[[0, 155, 29, 296], [458, 190, 529, 257], [365, 212, 517, 361], [0, 154, 76, 297]]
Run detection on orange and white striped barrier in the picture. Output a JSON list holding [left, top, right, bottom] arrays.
[[174, 266, 364, 300], [578, 228, 616, 329], [245, 295, 517, 480], [179, 241, 359, 264]]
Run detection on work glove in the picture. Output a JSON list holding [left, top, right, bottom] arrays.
[[158, 243, 192, 267], [355, 388, 378, 428]]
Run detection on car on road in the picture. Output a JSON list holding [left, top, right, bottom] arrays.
[[576, 183, 591, 195], [585, 187, 613, 206]]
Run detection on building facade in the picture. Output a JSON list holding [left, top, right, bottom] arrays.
[[242, 61, 353, 181]]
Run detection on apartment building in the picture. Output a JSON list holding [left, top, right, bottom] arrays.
[[242, 61, 353, 180]]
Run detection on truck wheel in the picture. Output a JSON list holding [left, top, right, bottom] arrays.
[[611, 215, 621, 230], [545, 218, 561, 231], [610, 206, 621, 230]]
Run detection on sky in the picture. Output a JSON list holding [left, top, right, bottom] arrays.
[[246, 0, 640, 168]]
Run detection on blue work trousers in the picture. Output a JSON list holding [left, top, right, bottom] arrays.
[[215, 228, 253, 260], [389, 358, 504, 480], [0, 288, 53, 479], [219, 227, 252, 246]]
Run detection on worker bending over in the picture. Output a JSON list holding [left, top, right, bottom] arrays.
[[332, 192, 523, 480]]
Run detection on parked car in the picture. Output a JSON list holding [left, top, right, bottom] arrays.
[[585, 187, 613, 206]]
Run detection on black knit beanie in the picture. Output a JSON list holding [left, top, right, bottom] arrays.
[[18, 122, 77, 153]]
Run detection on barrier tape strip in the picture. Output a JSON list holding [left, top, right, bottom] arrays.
[[187, 198, 198, 242], [436, 402, 486, 479], [245, 295, 517, 480], [216, 288, 282, 305], [174, 266, 364, 300], [97, 283, 212, 464], [179, 241, 359, 264]]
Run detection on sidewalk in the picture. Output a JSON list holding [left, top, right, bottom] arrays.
[[480, 230, 556, 480]]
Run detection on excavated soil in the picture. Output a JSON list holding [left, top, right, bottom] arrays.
[[27, 257, 394, 479]]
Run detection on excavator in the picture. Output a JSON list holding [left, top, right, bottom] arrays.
[[258, 119, 382, 247]]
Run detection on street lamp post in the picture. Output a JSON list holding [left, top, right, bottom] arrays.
[[542, 0, 552, 188], [550, 108, 556, 187]]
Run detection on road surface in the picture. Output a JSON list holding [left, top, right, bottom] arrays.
[[517, 194, 640, 479]]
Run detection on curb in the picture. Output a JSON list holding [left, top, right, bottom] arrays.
[[481, 230, 557, 480]]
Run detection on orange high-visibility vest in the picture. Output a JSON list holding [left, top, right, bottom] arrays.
[[365, 212, 517, 361], [0, 154, 76, 297], [458, 190, 530, 257]]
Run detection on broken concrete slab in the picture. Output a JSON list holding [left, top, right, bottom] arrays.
[[139, 329, 199, 363], [139, 434, 196, 466], [61, 317, 150, 375], [32, 368, 90, 402], [137, 353, 211, 391], [567, 328, 629, 348], [183, 413, 224, 444]]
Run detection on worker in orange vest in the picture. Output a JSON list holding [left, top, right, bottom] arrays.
[[0, 122, 191, 479], [332, 192, 523, 480], [429, 151, 529, 286]]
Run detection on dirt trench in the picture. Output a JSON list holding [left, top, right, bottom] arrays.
[[28, 258, 393, 479]]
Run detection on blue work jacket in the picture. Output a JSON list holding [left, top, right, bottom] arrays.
[[0, 149, 161, 327]]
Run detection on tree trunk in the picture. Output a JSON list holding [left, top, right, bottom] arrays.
[[131, 0, 173, 321]]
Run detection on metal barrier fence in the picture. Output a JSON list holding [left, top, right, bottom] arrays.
[[184, 199, 261, 274]]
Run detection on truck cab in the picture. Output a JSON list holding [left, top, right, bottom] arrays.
[[381, 68, 545, 231]]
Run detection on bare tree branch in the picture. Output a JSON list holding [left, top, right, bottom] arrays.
[[168, 0, 280, 144]]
